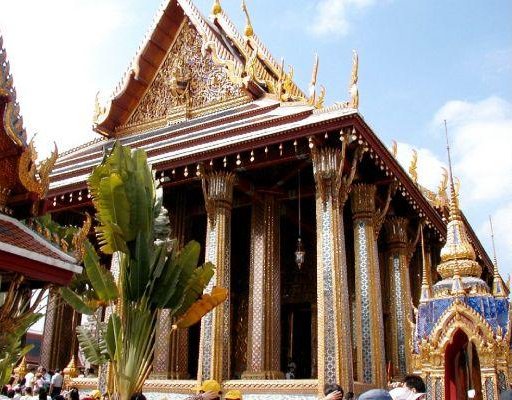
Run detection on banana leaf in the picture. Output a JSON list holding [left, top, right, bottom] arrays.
[[83, 241, 118, 302], [59, 287, 96, 315], [76, 325, 108, 365]]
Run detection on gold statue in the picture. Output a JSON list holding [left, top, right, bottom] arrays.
[[348, 50, 359, 109]]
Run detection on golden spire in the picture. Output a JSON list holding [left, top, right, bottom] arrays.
[[419, 225, 433, 303], [212, 0, 222, 16], [241, 0, 254, 37], [490, 216, 506, 298], [437, 120, 481, 280]]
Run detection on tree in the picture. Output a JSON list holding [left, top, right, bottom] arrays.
[[60, 142, 226, 400]]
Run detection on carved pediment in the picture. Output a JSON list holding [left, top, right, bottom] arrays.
[[120, 20, 248, 133]]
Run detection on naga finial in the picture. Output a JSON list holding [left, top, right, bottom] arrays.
[[391, 140, 398, 158], [408, 149, 418, 184], [212, 0, 222, 16], [72, 212, 92, 263], [348, 50, 359, 109], [308, 53, 319, 103], [18, 139, 58, 199], [241, 0, 254, 37]]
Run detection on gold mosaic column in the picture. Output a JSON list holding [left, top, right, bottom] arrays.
[[152, 192, 188, 379], [312, 147, 354, 393], [384, 217, 413, 379], [198, 171, 235, 382], [350, 183, 386, 386], [243, 195, 283, 379]]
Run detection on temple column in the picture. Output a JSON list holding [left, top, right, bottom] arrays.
[[350, 183, 386, 386], [243, 195, 283, 379], [198, 172, 235, 382], [384, 217, 413, 379], [40, 288, 76, 370], [152, 191, 188, 379], [312, 147, 354, 392]]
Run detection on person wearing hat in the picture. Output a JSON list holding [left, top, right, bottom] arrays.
[[224, 390, 242, 400], [185, 380, 221, 400]]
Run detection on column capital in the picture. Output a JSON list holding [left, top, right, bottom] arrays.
[[384, 216, 409, 248], [350, 183, 376, 219], [202, 171, 236, 224], [312, 147, 342, 205]]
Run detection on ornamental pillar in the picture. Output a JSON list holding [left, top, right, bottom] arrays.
[[198, 171, 235, 382], [350, 183, 386, 386], [384, 217, 413, 379], [152, 191, 189, 379], [243, 195, 283, 379], [40, 288, 77, 370], [312, 147, 354, 393]]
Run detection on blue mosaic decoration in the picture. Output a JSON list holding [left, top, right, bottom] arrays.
[[392, 254, 407, 377], [498, 370, 507, 393], [357, 221, 372, 383], [485, 377, 495, 400]]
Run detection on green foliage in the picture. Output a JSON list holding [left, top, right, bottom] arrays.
[[61, 142, 225, 400], [0, 276, 43, 386]]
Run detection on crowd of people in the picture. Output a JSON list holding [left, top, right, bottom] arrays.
[[4, 369, 512, 400], [183, 374, 426, 400], [1, 366, 66, 400]]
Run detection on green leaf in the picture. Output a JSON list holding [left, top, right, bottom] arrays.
[[59, 287, 96, 315], [83, 241, 119, 302], [105, 314, 121, 360], [172, 262, 215, 316], [77, 325, 108, 365]]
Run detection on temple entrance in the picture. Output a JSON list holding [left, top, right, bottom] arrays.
[[445, 329, 483, 400]]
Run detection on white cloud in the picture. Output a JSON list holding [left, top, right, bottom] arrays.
[[0, 0, 134, 158], [309, 0, 376, 37], [433, 96, 512, 202]]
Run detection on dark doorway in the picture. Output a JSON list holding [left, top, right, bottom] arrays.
[[281, 303, 312, 378], [445, 329, 482, 400]]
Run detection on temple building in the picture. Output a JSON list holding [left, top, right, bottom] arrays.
[[4, 0, 505, 398]]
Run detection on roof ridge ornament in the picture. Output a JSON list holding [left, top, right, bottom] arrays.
[[241, 0, 254, 38], [212, 0, 222, 16], [348, 50, 359, 109], [419, 223, 433, 303]]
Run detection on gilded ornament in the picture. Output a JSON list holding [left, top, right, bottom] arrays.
[[348, 50, 359, 109], [72, 212, 92, 263], [211, 0, 222, 15], [18, 139, 58, 198], [408, 149, 418, 184], [241, 0, 254, 37], [391, 140, 398, 158]]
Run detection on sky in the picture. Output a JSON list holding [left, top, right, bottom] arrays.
[[0, 0, 511, 288]]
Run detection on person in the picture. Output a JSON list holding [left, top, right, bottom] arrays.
[[389, 374, 426, 400], [130, 394, 146, 400], [359, 389, 393, 400], [67, 388, 79, 400], [224, 390, 242, 400], [185, 380, 222, 400], [501, 390, 512, 400], [37, 388, 50, 400], [345, 392, 354, 400], [21, 387, 35, 400], [49, 370, 63, 399], [24, 369, 36, 390], [323, 384, 344, 400], [13, 387, 21, 400]]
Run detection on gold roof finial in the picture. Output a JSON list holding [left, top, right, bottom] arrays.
[[212, 0, 222, 16], [437, 120, 481, 280], [409, 149, 418, 184], [308, 53, 319, 104], [490, 215, 506, 298], [241, 0, 254, 37], [419, 224, 433, 303], [348, 50, 359, 108], [391, 140, 398, 158]]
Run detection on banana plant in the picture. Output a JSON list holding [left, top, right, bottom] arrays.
[[0, 275, 45, 386], [60, 142, 227, 400]]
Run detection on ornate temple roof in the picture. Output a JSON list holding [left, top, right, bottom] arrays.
[[93, 0, 305, 136]]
